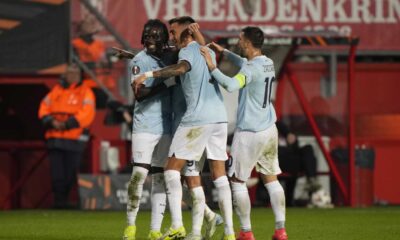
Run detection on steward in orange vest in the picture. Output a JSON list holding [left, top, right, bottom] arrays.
[[39, 64, 96, 151], [38, 63, 95, 208]]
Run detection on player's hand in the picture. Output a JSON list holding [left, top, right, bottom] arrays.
[[200, 47, 216, 71], [131, 81, 145, 97], [188, 23, 200, 33], [207, 42, 225, 54], [131, 74, 146, 95]]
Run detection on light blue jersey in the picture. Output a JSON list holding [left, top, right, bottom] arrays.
[[178, 41, 227, 126], [211, 50, 276, 132], [170, 81, 186, 134], [130, 50, 173, 134]]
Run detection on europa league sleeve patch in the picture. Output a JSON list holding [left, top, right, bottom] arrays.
[[132, 65, 141, 75]]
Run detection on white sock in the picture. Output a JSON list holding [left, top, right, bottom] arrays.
[[204, 204, 216, 222], [127, 166, 149, 226], [190, 186, 205, 236], [164, 170, 183, 229], [184, 184, 215, 222], [231, 181, 252, 231], [265, 180, 286, 229], [214, 176, 234, 235], [182, 183, 193, 208], [150, 173, 167, 231]]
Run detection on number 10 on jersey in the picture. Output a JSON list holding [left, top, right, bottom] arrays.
[[263, 76, 275, 108]]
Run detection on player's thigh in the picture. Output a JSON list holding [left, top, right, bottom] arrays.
[[169, 125, 210, 161], [228, 130, 258, 182], [205, 123, 228, 161], [255, 125, 282, 176], [151, 134, 172, 168], [131, 133, 162, 165]]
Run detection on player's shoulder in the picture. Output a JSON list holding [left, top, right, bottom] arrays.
[[261, 55, 274, 65], [178, 45, 192, 58], [183, 41, 200, 51], [131, 50, 151, 68], [132, 50, 147, 61], [249, 55, 273, 68]]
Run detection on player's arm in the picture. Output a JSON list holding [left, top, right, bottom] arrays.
[[212, 70, 246, 92], [223, 49, 246, 67], [200, 47, 247, 92], [132, 61, 190, 94], [207, 42, 245, 67], [135, 78, 177, 102], [112, 46, 135, 59], [153, 60, 190, 78]]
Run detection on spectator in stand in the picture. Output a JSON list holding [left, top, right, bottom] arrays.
[[38, 63, 96, 209], [276, 120, 321, 206], [72, 15, 109, 108], [72, 16, 105, 69]]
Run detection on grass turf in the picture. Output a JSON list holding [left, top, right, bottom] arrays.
[[0, 207, 399, 240]]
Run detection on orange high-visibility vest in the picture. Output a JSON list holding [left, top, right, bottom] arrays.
[[72, 38, 105, 63], [38, 83, 96, 140]]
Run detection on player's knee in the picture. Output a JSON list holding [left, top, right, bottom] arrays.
[[209, 160, 226, 180], [151, 172, 165, 184], [130, 166, 149, 184], [261, 174, 278, 184], [185, 176, 201, 188], [164, 169, 180, 183]]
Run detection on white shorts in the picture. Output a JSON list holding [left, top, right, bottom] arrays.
[[131, 133, 171, 168], [182, 152, 206, 177], [169, 123, 228, 162], [228, 124, 282, 182]]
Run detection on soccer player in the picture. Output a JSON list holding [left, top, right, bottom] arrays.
[[169, 17, 224, 240], [200, 27, 289, 240], [123, 19, 174, 240], [133, 17, 235, 240]]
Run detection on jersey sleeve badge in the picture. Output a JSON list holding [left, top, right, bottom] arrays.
[[132, 65, 141, 75]]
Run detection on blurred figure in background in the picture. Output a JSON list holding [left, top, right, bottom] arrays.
[[277, 120, 320, 206], [38, 63, 96, 209], [72, 15, 111, 108], [72, 15, 105, 70]]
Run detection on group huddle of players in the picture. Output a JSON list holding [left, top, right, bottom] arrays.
[[118, 16, 288, 240]]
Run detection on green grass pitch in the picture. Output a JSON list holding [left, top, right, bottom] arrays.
[[0, 207, 399, 240]]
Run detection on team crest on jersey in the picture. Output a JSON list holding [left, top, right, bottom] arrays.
[[132, 65, 140, 75]]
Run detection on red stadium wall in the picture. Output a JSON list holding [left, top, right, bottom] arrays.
[[279, 63, 400, 116], [278, 62, 400, 204]]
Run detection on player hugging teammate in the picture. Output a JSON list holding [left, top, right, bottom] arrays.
[[124, 16, 288, 240]]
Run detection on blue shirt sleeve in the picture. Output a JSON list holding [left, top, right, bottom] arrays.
[[211, 61, 253, 92], [130, 57, 155, 87], [211, 68, 241, 92], [223, 49, 246, 68], [178, 47, 193, 70], [238, 62, 254, 84]]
